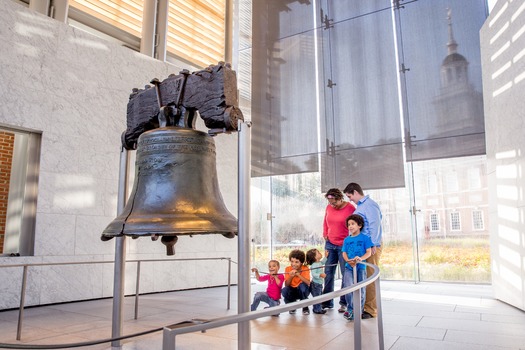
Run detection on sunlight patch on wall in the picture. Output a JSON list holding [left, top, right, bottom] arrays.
[[495, 149, 517, 159], [497, 203, 519, 222], [499, 261, 522, 291], [52, 175, 95, 209], [68, 37, 110, 51], [498, 224, 521, 245], [496, 185, 519, 201]]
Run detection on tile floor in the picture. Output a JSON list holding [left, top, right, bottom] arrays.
[[0, 280, 524, 349]]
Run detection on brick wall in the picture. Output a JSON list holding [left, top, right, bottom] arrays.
[[0, 131, 15, 253]]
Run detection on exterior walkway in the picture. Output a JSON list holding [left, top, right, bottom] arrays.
[[0, 281, 524, 349]]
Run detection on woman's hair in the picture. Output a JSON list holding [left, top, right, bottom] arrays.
[[346, 214, 364, 228], [288, 249, 306, 264], [325, 188, 344, 200], [306, 249, 319, 265]]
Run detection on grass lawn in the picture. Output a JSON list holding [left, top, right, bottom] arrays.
[[252, 237, 491, 283]]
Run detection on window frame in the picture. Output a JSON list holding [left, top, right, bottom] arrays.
[[450, 211, 461, 232], [472, 210, 484, 230], [429, 213, 440, 232], [0, 125, 41, 257]]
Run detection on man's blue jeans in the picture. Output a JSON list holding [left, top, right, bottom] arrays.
[[343, 267, 367, 314], [322, 240, 347, 308], [250, 292, 280, 311]]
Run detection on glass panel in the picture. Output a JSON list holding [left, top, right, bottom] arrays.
[[250, 177, 272, 271], [398, 0, 487, 161], [367, 186, 414, 280], [320, 0, 404, 191], [241, 0, 490, 285], [270, 173, 327, 268], [274, 0, 318, 36], [413, 155, 491, 282], [325, 0, 393, 24], [251, 2, 322, 177], [323, 144, 405, 191]]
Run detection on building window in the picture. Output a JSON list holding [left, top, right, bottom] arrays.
[[428, 174, 438, 194], [468, 167, 481, 189], [472, 210, 484, 230], [450, 211, 461, 231], [430, 213, 440, 231], [0, 127, 41, 256], [445, 172, 459, 192]]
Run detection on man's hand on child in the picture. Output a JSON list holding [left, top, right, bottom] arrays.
[[320, 273, 326, 278]]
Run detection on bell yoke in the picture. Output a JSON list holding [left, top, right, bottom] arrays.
[[101, 62, 243, 255]]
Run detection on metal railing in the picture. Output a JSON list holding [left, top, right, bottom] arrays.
[[0, 257, 233, 341], [162, 262, 384, 350]]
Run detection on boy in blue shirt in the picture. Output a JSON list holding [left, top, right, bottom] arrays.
[[342, 214, 372, 321]]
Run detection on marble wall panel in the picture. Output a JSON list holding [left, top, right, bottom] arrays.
[[0, 85, 54, 132], [0, 264, 42, 309], [34, 213, 76, 256], [480, 0, 525, 311], [36, 171, 107, 217], [38, 264, 105, 304], [75, 215, 115, 256]]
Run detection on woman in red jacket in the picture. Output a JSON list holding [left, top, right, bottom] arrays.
[[321, 188, 355, 312]]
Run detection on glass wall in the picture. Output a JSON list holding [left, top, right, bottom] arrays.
[[242, 0, 491, 283]]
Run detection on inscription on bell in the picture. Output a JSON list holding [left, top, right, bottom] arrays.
[[140, 143, 215, 154], [139, 135, 213, 146]]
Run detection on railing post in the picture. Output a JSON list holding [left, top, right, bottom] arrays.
[[375, 277, 385, 350], [111, 147, 130, 347], [353, 265, 362, 349], [134, 260, 141, 320], [237, 121, 252, 349], [163, 327, 176, 350], [227, 258, 231, 310], [16, 265, 28, 340]]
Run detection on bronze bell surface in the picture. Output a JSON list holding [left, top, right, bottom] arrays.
[[102, 127, 237, 255]]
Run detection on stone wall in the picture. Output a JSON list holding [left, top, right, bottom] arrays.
[[0, 0, 238, 309]]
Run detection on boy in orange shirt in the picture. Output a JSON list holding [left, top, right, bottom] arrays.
[[282, 249, 311, 315]]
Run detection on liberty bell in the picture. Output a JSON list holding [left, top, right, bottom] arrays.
[[101, 63, 243, 255]]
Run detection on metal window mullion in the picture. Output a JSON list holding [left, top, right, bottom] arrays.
[[52, 0, 70, 22], [140, 0, 156, 57], [155, 0, 169, 61]]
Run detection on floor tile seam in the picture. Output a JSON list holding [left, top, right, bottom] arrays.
[[445, 328, 525, 341], [411, 326, 525, 342], [418, 316, 525, 333]]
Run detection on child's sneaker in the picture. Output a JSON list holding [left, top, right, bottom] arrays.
[[302, 307, 310, 315], [343, 310, 354, 321], [289, 309, 296, 314]]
